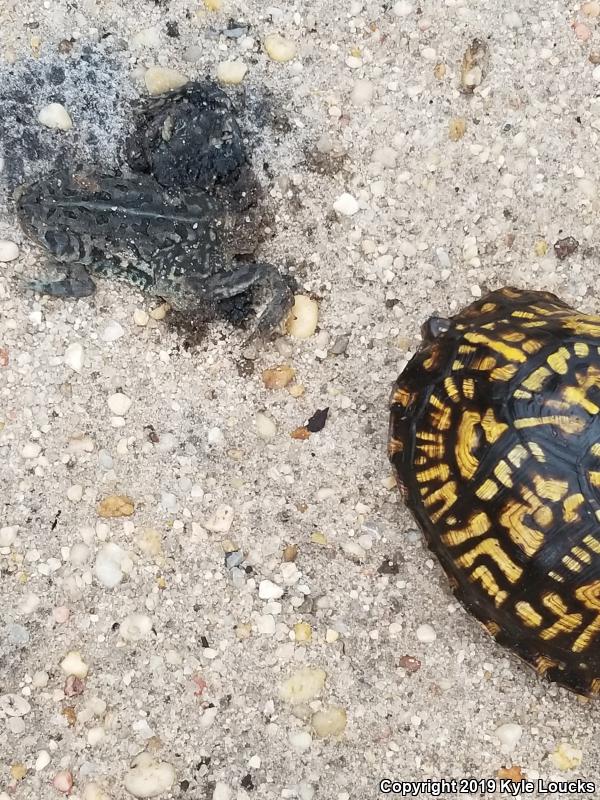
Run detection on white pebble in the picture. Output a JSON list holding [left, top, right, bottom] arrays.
[[504, 11, 523, 28], [393, 0, 413, 15], [22, 442, 42, 459], [350, 78, 374, 105], [133, 309, 149, 326], [101, 320, 124, 342], [0, 526, 17, 547], [311, 706, 347, 738], [70, 542, 91, 565], [32, 671, 49, 688], [289, 730, 312, 752], [373, 147, 397, 168], [259, 579, 284, 600], [256, 412, 277, 439], [60, 650, 89, 678], [257, 614, 276, 635], [207, 427, 225, 445], [285, 295, 319, 340], [0, 240, 19, 262], [145, 66, 189, 96], [280, 667, 327, 704], [95, 543, 125, 588], [120, 613, 153, 642], [107, 392, 132, 416], [495, 722, 523, 751], [64, 342, 84, 372], [213, 783, 232, 800], [342, 541, 365, 560], [87, 727, 105, 746], [82, 784, 110, 800], [416, 623, 436, 643], [264, 33, 296, 62], [124, 753, 176, 798], [67, 484, 83, 503], [333, 192, 359, 216], [216, 60, 248, 85], [204, 504, 234, 533], [38, 103, 73, 130], [0, 694, 31, 717], [130, 27, 161, 49], [35, 750, 51, 771]]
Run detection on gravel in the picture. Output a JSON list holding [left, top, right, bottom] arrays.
[[2, 0, 600, 797]]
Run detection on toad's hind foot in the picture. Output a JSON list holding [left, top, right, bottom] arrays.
[[24, 265, 96, 299]]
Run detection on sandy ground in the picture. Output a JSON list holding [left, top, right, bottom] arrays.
[[2, 1, 600, 799]]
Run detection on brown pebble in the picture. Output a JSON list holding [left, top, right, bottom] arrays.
[[62, 706, 77, 726], [283, 544, 299, 562], [590, 51, 600, 64], [554, 236, 579, 260], [10, 763, 27, 781], [262, 364, 296, 390], [497, 766, 523, 781], [398, 655, 422, 673], [291, 426, 311, 440], [58, 39, 73, 54], [64, 675, 85, 697], [97, 494, 135, 518], [433, 62, 446, 80]]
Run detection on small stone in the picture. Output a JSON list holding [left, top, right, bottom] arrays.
[[283, 544, 298, 562], [149, 302, 170, 320], [108, 392, 132, 416], [10, 763, 27, 781], [53, 771, 73, 794], [133, 309, 149, 326], [351, 78, 374, 105], [204, 504, 234, 533], [0, 694, 31, 717], [262, 365, 296, 389], [120, 613, 153, 642], [22, 442, 42, 459], [416, 623, 436, 643], [5, 623, 29, 648], [64, 342, 84, 372], [449, 117, 466, 141], [35, 750, 51, 771], [204, 0, 222, 9], [60, 650, 89, 678], [145, 66, 189, 95], [289, 730, 312, 752], [264, 33, 296, 62], [393, 0, 413, 15], [183, 44, 203, 62], [280, 667, 327, 704], [554, 236, 579, 260], [373, 147, 397, 168], [97, 495, 135, 517], [67, 484, 83, 503], [333, 192, 359, 216], [574, 22, 591, 42], [294, 622, 312, 643], [70, 542, 91, 565], [83, 784, 110, 800], [256, 412, 277, 439], [0, 526, 17, 547], [259, 579, 284, 600], [256, 614, 276, 635], [549, 742, 583, 771], [434, 62, 446, 79], [285, 295, 319, 339], [101, 320, 125, 342], [311, 706, 347, 738], [32, 671, 49, 688], [64, 675, 85, 696], [216, 60, 247, 84], [0, 240, 19, 262], [504, 11, 522, 28], [95, 542, 126, 588], [495, 723, 523, 752], [534, 240, 548, 257], [124, 752, 176, 798], [213, 783, 232, 800], [130, 26, 161, 49], [38, 103, 73, 130], [460, 39, 487, 93], [583, 1, 600, 16]]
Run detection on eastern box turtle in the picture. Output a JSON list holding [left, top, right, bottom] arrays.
[[389, 287, 600, 695]]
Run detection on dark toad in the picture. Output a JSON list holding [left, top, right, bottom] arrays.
[[17, 168, 293, 333]]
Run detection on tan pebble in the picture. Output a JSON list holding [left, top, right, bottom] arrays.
[[583, 1, 600, 16], [280, 667, 327, 704], [283, 544, 298, 562], [149, 302, 170, 320], [236, 622, 252, 640], [82, 784, 110, 800], [325, 628, 340, 643], [311, 706, 347, 737], [590, 51, 600, 64], [290, 426, 310, 440], [136, 528, 162, 558], [534, 240, 548, 257], [449, 117, 466, 141], [0, 240, 19, 262], [133, 309, 149, 326], [145, 66, 189, 96], [311, 531, 327, 545], [10, 763, 27, 781], [574, 22, 592, 41], [285, 295, 319, 339], [31, 36, 42, 57], [434, 62, 446, 79], [204, 0, 222, 8], [264, 33, 297, 62], [294, 622, 312, 643], [97, 495, 135, 518], [216, 60, 248, 84], [262, 364, 296, 389], [288, 383, 305, 398]]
